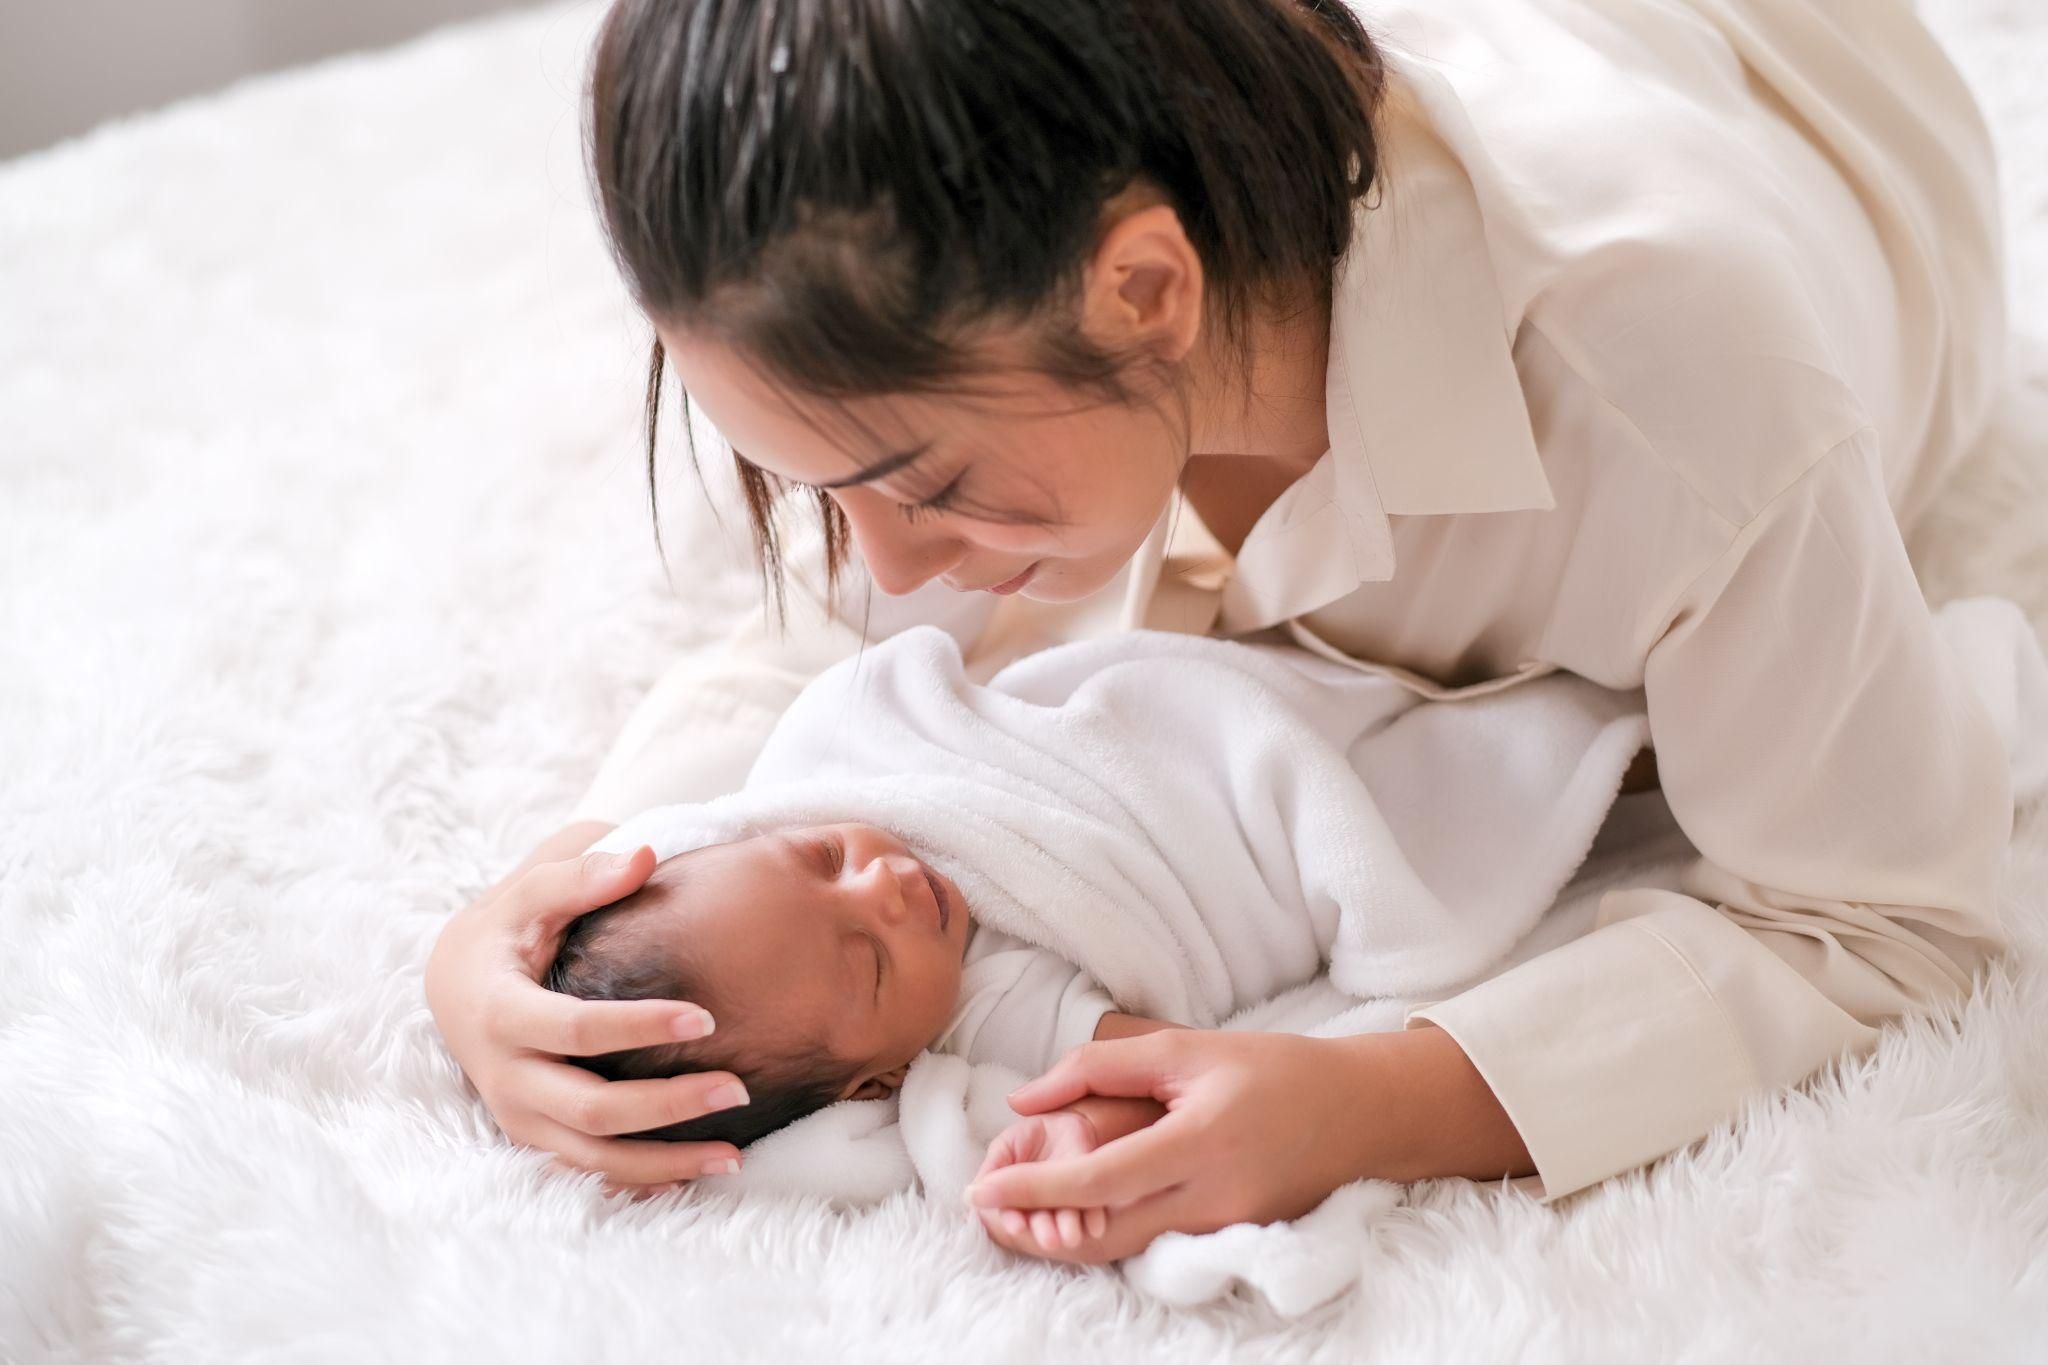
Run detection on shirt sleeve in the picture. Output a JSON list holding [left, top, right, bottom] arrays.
[[934, 927, 1118, 1076], [1403, 433, 2014, 1201], [572, 519, 999, 823]]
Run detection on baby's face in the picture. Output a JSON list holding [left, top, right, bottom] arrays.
[[654, 822, 971, 1101]]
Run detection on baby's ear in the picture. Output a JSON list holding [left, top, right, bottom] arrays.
[[846, 1064, 910, 1102]]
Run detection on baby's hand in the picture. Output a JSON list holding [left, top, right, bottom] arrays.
[[972, 1109, 1111, 1260]]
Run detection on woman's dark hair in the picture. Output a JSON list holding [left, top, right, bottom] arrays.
[[546, 890, 859, 1148], [586, 0, 1387, 606]]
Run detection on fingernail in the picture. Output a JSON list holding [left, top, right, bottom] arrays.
[[672, 1009, 715, 1041], [708, 1080, 750, 1110], [700, 1158, 740, 1177], [966, 1183, 998, 1207]]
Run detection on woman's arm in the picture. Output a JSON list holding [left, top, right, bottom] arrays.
[[574, 528, 999, 824], [969, 437, 2010, 1251], [1394, 436, 2010, 1199]]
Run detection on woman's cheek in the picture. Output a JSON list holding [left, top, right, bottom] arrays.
[[958, 518, 1065, 557]]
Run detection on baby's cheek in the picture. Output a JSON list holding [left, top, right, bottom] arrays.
[[910, 958, 968, 1046]]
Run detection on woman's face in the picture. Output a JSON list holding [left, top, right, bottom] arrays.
[[660, 328, 1187, 604]]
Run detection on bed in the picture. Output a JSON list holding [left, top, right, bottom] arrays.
[[3, 1, 2044, 1358]]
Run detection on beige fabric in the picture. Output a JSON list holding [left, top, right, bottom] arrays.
[[575, 0, 2015, 1202]]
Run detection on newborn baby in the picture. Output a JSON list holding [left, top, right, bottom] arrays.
[[547, 627, 1657, 1150], [548, 820, 1044, 1146]]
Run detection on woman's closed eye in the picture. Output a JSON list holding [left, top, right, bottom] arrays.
[[896, 468, 967, 524]]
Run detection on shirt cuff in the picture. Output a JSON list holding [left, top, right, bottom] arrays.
[[1402, 916, 1758, 1203]]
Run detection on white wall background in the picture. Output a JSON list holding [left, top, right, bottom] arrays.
[[0, 0, 545, 160]]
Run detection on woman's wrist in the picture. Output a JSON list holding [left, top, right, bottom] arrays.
[[1321, 1025, 1536, 1186]]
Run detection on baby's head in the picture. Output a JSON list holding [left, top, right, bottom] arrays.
[[546, 822, 971, 1147]]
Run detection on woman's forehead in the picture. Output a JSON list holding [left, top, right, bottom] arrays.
[[660, 326, 1066, 481]]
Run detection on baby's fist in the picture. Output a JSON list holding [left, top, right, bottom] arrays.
[[982, 1109, 1101, 1169], [972, 1111, 1109, 1257]]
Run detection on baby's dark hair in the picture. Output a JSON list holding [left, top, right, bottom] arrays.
[[544, 873, 859, 1147]]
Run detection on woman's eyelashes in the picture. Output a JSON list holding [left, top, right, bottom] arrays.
[[896, 468, 967, 523]]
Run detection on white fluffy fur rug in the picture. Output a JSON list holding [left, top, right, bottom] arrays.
[[3, 2, 2046, 1360]]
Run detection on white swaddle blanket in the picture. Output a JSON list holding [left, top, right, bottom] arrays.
[[592, 600, 2048, 1315]]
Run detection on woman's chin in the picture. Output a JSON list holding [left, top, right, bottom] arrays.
[[1015, 563, 1110, 605]]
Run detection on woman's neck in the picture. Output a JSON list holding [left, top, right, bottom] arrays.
[[1174, 289, 1333, 556], [1183, 287, 1332, 478]]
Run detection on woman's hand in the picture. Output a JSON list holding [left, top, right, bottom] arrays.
[[424, 834, 750, 1191], [963, 1026, 1533, 1263]]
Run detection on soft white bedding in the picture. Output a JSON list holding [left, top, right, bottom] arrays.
[[3, 1, 2046, 1359]]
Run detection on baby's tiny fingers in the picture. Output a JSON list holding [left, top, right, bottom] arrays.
[[1029, 1209, 1060, 1251], [1001, 1209, 1029, 1240], [1084, 1206, 1107, 1239], [1056, 1208, 1083, 1249]]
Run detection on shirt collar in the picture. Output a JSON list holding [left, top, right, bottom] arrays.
[[1217, 60, 1555, 634]]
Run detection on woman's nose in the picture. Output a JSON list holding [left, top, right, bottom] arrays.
[[831, 488, 964, 596]]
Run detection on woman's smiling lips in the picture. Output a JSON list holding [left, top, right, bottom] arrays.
[[984, 563, 1039, 595]]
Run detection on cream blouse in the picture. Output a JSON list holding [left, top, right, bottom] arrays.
[[573, 0, 2015, 1202]]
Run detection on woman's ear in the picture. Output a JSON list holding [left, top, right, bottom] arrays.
[[846, 1064, 911, 1102], [1079, 196, 1205, 365]]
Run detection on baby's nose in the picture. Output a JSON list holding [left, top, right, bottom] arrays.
[[858, 853, 920, 926]]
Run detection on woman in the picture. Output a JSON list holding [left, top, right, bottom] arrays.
[[427, 0, 2014, 1261]]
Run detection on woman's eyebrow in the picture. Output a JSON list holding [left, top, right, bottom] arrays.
[[815, 442, 933, 490]]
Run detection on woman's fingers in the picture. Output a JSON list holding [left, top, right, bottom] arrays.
[[538, 1123, 742, 1186], [1006, 1033, 1180, 1116], [493, 975, 712, 1057], [967, 1115, 1197, 1212], [598, 1178, 680, 1201], [531, 1058, 748, 1138], [501, 845, 657, 956]]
